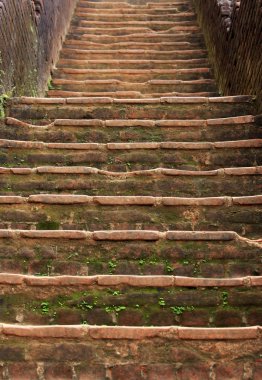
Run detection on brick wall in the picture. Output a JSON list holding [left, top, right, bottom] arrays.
[[0, 0, 77, 97], [194, 0, 262, 113]]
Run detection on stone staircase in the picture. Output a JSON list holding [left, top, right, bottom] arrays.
[[0, 0, 261, 378]]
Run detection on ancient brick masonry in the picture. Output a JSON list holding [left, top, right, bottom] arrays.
[[0, 0, 262, 379], [0, 0, 77, 96], [194, 0, 262, 112]]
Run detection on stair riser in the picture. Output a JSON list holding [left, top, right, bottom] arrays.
[[1, 147, 260, 171], [63, 41, 206, 51], [0, 203, 261, 236], [76, 5, 193, 13], [0, 284, 261, 326], [0, 338, 261, 378], [66, 33, 205, 43], [52, 71, 212, 81], [0, 238, 260, 277], [76, 2, 193, 10], [0, 174, 260, 197], [60, 51, 207, 60], [1, 123, 260, 143], [70, 27, 200, 35], [8, 102, 254, 121], [72, 14, 196, 22], [51, 82, 217, 94], [57, 60, 210, 70]]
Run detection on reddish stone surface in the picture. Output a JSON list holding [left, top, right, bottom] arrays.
[[6, 362, 37, 380], [214, 362, 244, 380], [176, 364, 210, 379]]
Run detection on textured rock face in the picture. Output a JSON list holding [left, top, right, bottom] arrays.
[[0, 0, 261, 378], [0, 0, 77, 97], [194, 0, 262, 112]]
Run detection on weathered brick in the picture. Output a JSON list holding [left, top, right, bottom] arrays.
[[176, 364, 210, 380], [214, 362, 244, 380], [0, 345, 25, 361], [29, 343, 94, 361], [45, 363, 73, 380], [110, 365, 143, 380], [6, 362, 37, 380]]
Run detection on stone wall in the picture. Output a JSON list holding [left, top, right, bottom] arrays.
[[194, 0, 262, 113], [0, 0, 77, 97]]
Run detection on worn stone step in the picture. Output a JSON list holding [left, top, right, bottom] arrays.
[[7, 96, 255, 121], [0, 273, 261, 326], [0, 195, 261, 236], [3, 115, 259, 143], [74, 20, 198, 29], [0, 228, 260, 277], [66, 32, 205, 43], [75, 6, 193, 14], [63, 39, 205, 51], [52, 67, 212, 82], [60, 48, 207, 60], [47, 90, 219, 98], [57, 58, 209, 69], [77, 1, 193, 10], [73, 12, 195, 21], [0, 136, 260, 170], [0, 165, 261, 197], [50, 78, 217, 95], [1, 327, 261, 379], [70, 25, 201, 35]]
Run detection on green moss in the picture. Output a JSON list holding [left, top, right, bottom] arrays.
[[37, 220, 60, 230]]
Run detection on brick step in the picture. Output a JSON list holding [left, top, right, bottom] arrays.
[[3, 115, 259, 143], [63, 40, 206, 50], [66, 32, 205, 43], [73, 12, 195, 21], [0, 229, 260, 277], [77, 1, 193, 9], [1, 328, 261, 379], [52, 67, 212, 82], [56, 59, 210, 70], [60, 48, 207, 60], [0, 274, 261, 326], [0, 229, 262, 278], [76, 6, 193, 14], [75, 2, 193, 15], [0, 141, 260, 170], [50, 79, 217, 95], [0, 137, 261, 170], [70, 26, 201, 35], [7, 96, 254, 121], [47, 90, 219, 98], [0, 165, 261, 197], [0, 195, 261, 236], [74, 21, 198, 29]]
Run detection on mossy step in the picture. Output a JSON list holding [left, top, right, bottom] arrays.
[[53, 67, 212, 81], [0, 327, 261, 379], [66, 32, 205, 44], [0, 275, 261, 326], [0, 166, 260, 197], [73, 12, 196, 21], [3, 115, 259, 144], [7, 96, 254, 121], [50, 78, 217, 95], [57, 58, 210, 70], [0, 230, 260, 277], [0, 139, 260, 170], [0, 197, 261, 236], [63, 40, 206, 51]]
